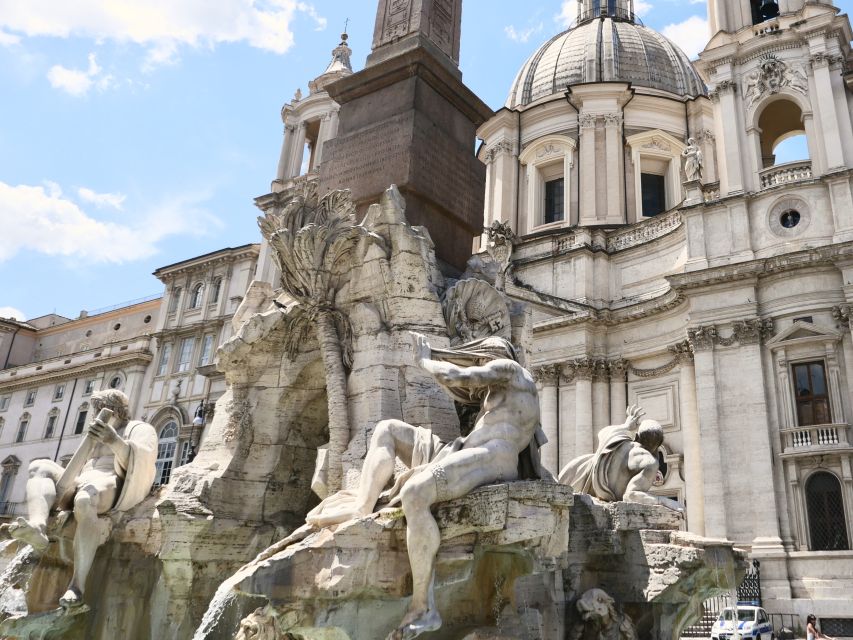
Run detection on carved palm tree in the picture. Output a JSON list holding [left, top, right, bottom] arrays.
[[259, 183, 365, 492]]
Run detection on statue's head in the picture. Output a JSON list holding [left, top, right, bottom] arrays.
[[636, 419, 664, 453], [576, 588, 617, 625], [90, 389, 130, 423]]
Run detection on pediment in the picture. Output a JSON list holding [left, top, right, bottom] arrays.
[[1, 455, 21, 468], [765, 321, 841, 348]]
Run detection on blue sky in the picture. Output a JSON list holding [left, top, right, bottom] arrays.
[[0, 0, 850, 321]]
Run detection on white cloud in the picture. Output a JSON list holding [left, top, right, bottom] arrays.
[[0, 181, 221, 264], [0, 28, 19, 46], [77, 187, 126, 210], [0, 307, 26, 321], [557, 1, 578, 28], [0, 0, 326, 69], [505, 23, 544, 44], [661, 15, 710, 59], [47, 52, 108, 96], [634, 0, 654, 16]]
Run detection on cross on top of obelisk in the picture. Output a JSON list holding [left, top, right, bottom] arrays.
[[369, 0, 462, 68]]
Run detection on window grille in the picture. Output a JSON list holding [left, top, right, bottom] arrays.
[[806, 472, 849, 551], [822, 619, 853, 637]]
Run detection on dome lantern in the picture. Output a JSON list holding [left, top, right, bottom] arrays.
[[577, 0, 636, 25]]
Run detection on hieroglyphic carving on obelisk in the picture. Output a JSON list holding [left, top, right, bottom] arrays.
[[371, 0, 462, 65]]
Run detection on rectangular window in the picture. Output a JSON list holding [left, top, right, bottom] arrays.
[[24, 390, 36, 407], [544, 178, 565, 224], [83, 379, 96, 396], [198, 334, 214, 367], [53, 384, 65, 401], [641, 173, 667, 217], [0, 396, 9, 412], [793, 361, 831, 426], [157, 343, 173, 377], [175, 338, 195, 373], [45, 414, 57, 439], [74, 410, 88, 435], [179, 441, 192, 467], [15, 419, 28, 443]]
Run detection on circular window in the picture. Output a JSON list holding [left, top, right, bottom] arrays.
[[85, 330, 92, 337], [780, 210, 801, 229], [109, 376, 122, 389], [113, 323, 121, 331], [768, 197, 810, 237], [144, 315, 152, 324]]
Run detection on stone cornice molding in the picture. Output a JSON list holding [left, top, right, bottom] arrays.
[[0, 351, 153, 394], [667, 240, 853, 292]]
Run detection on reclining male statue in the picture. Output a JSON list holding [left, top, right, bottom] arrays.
[[2, 389, 157, 608], [558, 405, 683, 512], [306, 331, 551, 640]]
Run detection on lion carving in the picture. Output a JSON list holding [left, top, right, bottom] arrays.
[[569, 588, 637, 640], [235, 607, 281, 640]]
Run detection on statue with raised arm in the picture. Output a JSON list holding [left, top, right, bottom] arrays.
[[1, 389, 157, 608], [305, 332, 549, 640], [558, 405, 683, 512]]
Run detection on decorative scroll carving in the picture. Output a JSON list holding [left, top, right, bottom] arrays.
[[688, 319, 774, 350], [443, 279, 512, 346], [603, 113, 623, 128], [709, 80, 737, 101], [532, 363, 562, 385], [668, 340, 694, 365], [608, 358, 630, 380], [743, 54, 808, 109], [572, 357, 595, 381], [832, 304, 851, 328], [484, 220, 516, 291], [592, 359, 610, 383], [484, 140, 515, 164], [578, 113, 597, 130], [642, 136, 671, 152]]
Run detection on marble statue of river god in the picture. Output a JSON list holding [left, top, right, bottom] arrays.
[[1, 389, 157, 609], [307, 331, 551, 640]]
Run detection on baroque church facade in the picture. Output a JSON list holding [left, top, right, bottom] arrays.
[[265, 0, 853, 623], [0, 0, 851, 629]]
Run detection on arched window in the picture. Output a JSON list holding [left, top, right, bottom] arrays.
[[154, 421, 179, 486], [44, 409, 60, 439], [210, 278, 222, 304], [15, 414, 30, 443], [188, 283, 204, 310], [806, 472, 849, 551]]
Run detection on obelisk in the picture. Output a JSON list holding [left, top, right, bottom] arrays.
[[319, 0, 492, 272]]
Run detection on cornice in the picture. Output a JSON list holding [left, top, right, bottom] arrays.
[[0, 351, 153, 393]]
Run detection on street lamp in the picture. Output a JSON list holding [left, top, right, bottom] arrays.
[[189, 401, 206, 463]]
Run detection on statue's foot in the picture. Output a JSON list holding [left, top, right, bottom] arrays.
[[59, 587, 84, 609], [6, 518, 49, 552], [386, 608, 442, 640]]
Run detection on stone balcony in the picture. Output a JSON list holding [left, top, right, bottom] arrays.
[[780, 423, 852, 458], [759, 160, 813, 190]]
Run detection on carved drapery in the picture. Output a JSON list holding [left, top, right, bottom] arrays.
[[689, 319, 774, 351]]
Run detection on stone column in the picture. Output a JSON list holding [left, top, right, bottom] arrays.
[[810, 53, 845, 170], [534, 364, 561, 477], [608, 359, 628, 425], [288, 122, 308, 179], [711, 81, 744, 196], [592, 360, 610, 447], [525, 163, 538, 231], [604, 113, 624, 224], [578, 114, 598, 226], [671, 341, 705, 536], [276, 124, 296, 182], [689, 327, 728, 539], [574, 358, 595, 456], [316, 112, 333, 167]]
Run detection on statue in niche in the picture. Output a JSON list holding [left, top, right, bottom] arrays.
[[1, 390, 157, 608], [306, 332, 552, 640], [569, 589, 638, 640], [681, 137, 703, 183], [558, 405, 683, 512]]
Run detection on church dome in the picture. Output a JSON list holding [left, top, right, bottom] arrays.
[[506, 17, 707, 108]]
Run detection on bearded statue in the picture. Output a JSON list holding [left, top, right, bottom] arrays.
[[569, 589, 637, 640]]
